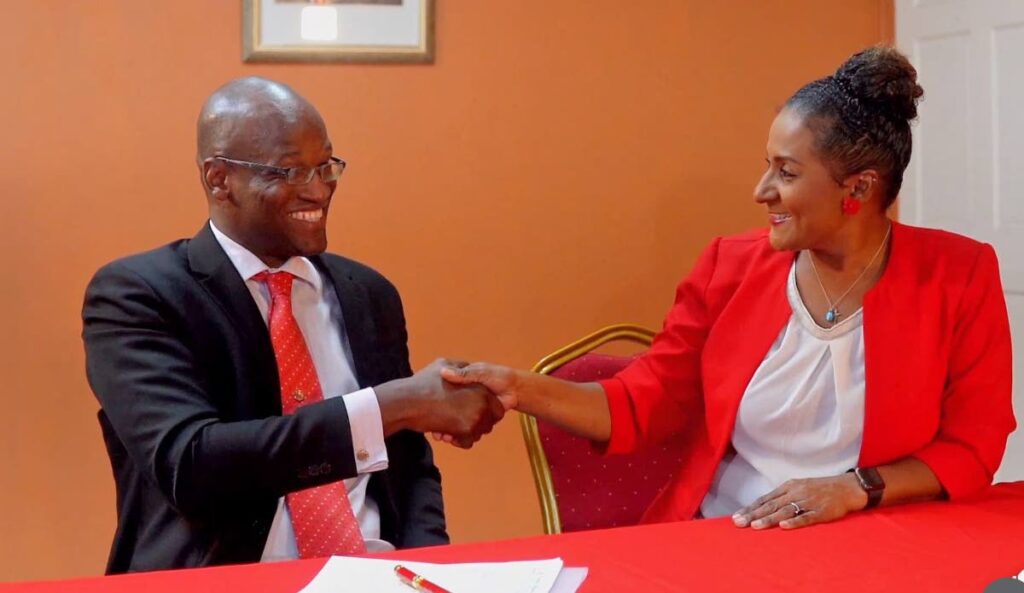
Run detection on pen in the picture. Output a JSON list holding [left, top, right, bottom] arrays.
[[394, 564, 453, 593]]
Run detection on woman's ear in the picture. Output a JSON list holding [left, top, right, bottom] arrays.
[[845, 169, 881, 201]]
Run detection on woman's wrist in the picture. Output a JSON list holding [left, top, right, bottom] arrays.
[[842, 471, 869, 511], [506, 368, 532, 411]]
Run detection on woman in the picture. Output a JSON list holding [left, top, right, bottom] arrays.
[[442, 47, 1015, 530]]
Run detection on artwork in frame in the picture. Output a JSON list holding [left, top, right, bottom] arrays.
[[242, 0, 434, 64]]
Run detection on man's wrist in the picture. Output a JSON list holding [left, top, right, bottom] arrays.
[[375, 378, 422, 436]]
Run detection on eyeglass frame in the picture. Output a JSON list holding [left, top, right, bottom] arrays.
[[214, 155, 347, 185]]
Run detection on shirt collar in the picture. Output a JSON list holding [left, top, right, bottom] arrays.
[[208, 220, 322, 292]]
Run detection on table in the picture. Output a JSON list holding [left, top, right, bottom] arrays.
[[7, 482, 1024, 592]]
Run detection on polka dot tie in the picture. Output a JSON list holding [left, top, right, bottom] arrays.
[[254, 271, 367, 558]]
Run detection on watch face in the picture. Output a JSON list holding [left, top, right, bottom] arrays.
[[856, 467, 885, 491]]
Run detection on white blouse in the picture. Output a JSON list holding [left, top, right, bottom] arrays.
[[700, 260, 866, 518]]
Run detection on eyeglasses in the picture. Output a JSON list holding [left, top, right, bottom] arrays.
[[215, 156, 347, 185]]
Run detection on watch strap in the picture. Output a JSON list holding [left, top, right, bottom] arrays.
[[851, 467, 885, 509], [862, 482, 884, 509]]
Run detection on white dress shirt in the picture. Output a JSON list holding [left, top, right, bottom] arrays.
[[208, 221, 395, 558], [700, 260, 866, 518]]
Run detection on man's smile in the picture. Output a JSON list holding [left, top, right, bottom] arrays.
[[289, 208, 325, 223]]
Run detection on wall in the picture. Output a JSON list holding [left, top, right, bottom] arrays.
[[0, 0, 892, 582]]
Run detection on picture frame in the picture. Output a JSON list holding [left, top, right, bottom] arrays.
[[242, 0, 434, 64]]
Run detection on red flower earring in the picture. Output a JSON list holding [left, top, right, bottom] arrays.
[[841, 196, 861, 215]]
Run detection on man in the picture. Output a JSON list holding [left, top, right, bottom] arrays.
[[82, 77, 503, 573]]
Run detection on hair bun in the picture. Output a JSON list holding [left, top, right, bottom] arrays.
[[834, 46, 923, 121]]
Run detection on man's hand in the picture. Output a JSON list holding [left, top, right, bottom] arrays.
[[376, 358, 506, 448]]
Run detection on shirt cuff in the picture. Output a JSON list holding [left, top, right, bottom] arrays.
[[342, 387, 389, 474]]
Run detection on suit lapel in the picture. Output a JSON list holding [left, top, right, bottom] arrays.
[[313, 256, 379, 389], [187, 223, 280, 408], [313, 256, 402, 540]]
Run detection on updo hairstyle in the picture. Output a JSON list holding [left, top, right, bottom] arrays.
[[785, 46, 924, 208]]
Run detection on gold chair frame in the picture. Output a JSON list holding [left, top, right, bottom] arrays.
[[520, 323, 656, 534]]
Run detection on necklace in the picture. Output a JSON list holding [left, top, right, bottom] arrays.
[[807, 223, 892, 325]]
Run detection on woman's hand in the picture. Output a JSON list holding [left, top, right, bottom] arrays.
[[732, 473, 868, 530], [440, 363, 522, 411], [431, 363, 523, 444]]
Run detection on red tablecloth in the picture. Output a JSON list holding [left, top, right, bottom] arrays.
[[7, 482, 1024, 592]]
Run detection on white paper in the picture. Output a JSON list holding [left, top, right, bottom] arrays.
[[299, 556, 565, 593], [551, 567, 588, 593]]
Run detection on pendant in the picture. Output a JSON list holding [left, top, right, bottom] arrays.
[[825, 309, 838, 323]]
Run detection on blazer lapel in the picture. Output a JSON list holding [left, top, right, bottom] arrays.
[[187, 223, 280, 408], [860, 221, 919, 466], [702, 248, 794, 451], [314, 257, 379, 389]]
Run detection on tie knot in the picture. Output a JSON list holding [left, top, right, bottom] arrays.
[[253, 271, 295, 302]]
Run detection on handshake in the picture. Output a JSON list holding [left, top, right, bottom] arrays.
[[375, 358, 519, 448]]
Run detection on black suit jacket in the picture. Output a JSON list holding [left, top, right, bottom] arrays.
[[82, 224, 447, 574]]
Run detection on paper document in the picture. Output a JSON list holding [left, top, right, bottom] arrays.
[[299, 556, 569, 593], [550, 567, 588, 593]]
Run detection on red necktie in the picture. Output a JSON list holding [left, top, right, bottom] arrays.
[[255, 270, 367, 558]]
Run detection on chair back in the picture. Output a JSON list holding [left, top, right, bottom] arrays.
[[521, 324, 685, 533]]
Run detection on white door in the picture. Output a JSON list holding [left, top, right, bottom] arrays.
[[897, 0, 1024, 481]]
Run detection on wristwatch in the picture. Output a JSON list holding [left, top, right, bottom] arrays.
[[850, 467, 885, 509]]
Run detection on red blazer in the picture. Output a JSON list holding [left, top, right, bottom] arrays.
[[600, 221, 1015, 524]]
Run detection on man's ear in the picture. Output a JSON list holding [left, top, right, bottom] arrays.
[[202, 158, 231, 202]]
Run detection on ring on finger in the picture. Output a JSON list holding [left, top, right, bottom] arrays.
[[788, 501, 805, 516]]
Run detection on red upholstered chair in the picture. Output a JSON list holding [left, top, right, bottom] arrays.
[[521, 324, 686, 534]]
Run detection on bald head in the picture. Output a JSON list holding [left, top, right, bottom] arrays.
[[196, 77, 325, 163], [195, 77, 337, 267]]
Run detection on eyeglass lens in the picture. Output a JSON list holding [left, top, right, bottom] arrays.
[[286, 161, 345, 185]]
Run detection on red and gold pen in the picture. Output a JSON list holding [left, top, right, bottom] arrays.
[[394, 564, 453, 593]]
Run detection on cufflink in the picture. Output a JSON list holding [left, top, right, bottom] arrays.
[[356, 448, 370, 462]]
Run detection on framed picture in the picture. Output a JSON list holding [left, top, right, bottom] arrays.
[[242, 0, 434, 64]]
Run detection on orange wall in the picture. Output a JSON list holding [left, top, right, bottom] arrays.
[[0, 1, 891, 582]]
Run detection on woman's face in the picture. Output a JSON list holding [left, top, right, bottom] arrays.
[[753, 108, 848, 251]]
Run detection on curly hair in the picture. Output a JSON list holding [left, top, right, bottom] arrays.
[[785, 46, 924, 208]]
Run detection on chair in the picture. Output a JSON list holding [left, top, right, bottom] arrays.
[[521, 324, 686, 534]]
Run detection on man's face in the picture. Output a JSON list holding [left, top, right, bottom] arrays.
[[220, 112, 336, 267]]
